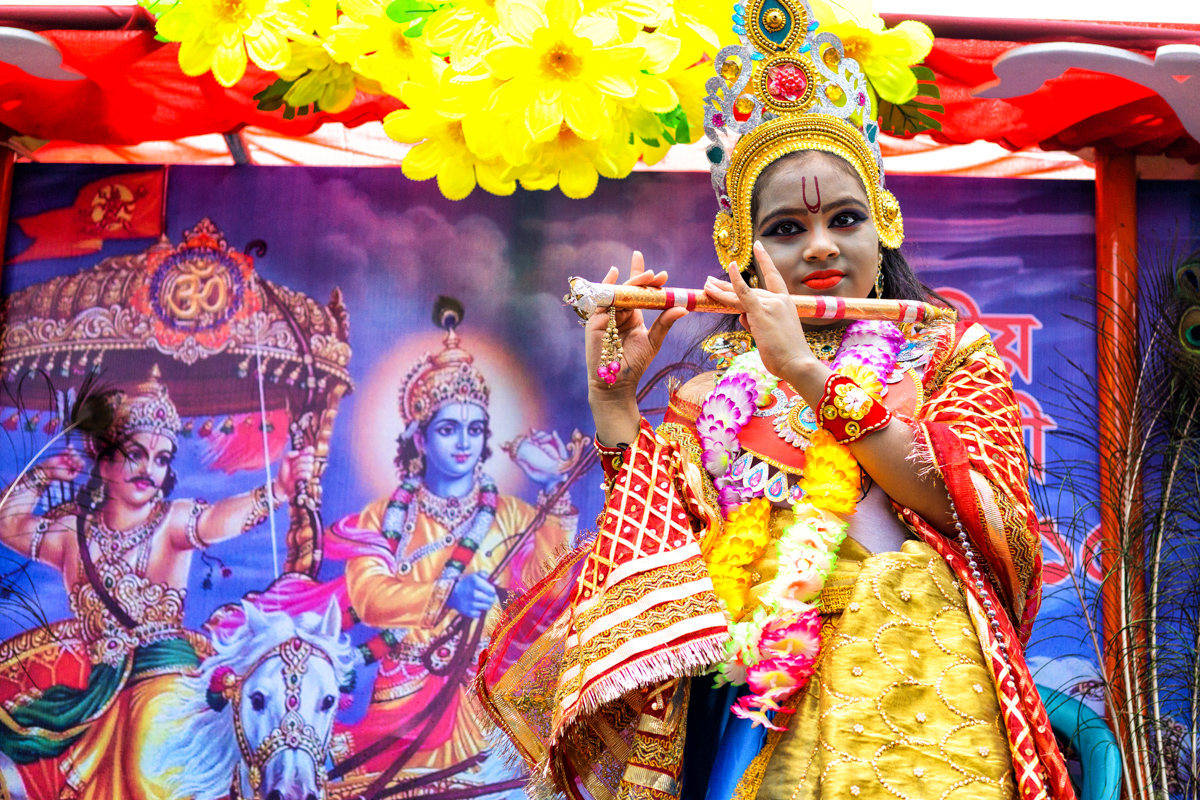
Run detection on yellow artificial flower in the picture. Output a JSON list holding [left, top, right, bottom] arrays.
[[656, 0, 736, 66], [710, 497, 772, 566], [424, 0, 542, 72], [817, 12, 933, 105], [325, 0, 439, 97], [798, 429, 860, 514], [484, 0, 645, 150], [157, 0, 305, 88], [512, 121, 637, 199], [385, 66, 515, 199], [276, 39, 361, 112], [835, 363, 884, 398]]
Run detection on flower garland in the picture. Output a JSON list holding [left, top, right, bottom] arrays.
[[696, 321, 904, 730]]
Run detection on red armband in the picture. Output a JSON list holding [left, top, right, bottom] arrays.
[[595, 436, 631, 484], [817, 373, 892, 444]]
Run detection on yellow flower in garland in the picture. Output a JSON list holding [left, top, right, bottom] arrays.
[[797, 429, 860, 514], [385, 65, 515, 199], [325, 0, 439, 97], [709, 561, 755, 619], [484, 0, 644, 149], [836, 363, 884, 398], [156, 0, 305, 88], [814, 6, 933, 105], [710, 497, 772, 566]]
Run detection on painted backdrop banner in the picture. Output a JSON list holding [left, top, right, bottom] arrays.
[[0, 164, 1193, 799]]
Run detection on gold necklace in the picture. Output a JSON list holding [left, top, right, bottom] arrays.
[[804, 327, 845, 362]]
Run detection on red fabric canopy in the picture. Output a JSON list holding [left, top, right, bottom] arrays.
[[0, 29, 401, 145], [0, 21, 1195, 161], [925, 38, 1200, 162]]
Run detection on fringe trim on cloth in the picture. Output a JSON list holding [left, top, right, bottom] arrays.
[[565, 634, 727, 725]]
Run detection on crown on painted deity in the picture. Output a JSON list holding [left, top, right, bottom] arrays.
[[398, 297, 490, 432], [92, 365, 182, 452], [705, 0, 904, 268]]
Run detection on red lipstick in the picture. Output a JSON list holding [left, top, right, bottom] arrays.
[[802, 269, 844, 291]]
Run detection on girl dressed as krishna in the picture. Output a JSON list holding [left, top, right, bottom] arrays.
[[478, 1, 1076, 799]]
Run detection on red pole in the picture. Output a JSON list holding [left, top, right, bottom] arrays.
[[0, 147, 15, 272], [1094, 149, 1145, 799]]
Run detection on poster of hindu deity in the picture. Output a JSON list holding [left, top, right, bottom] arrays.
[[0, 163, 1193, 799]]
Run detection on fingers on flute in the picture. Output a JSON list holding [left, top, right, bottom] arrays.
[[704, 274, 742, 309], [753, 241, 788, 293], [727, 262, 762, 309]]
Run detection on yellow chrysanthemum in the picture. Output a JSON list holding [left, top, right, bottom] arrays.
[[484, 0, 645, 150], [512, 121, 637, 199], [157, 0, 305, 88], [710, 497, 773, 567], [325, 0, 439, 97], [816, 11, 933, 105], [798, 429, 860, 514], [709, 561, 755, 619], [836, 363, 884, 398], [385, 66, 515, 199]]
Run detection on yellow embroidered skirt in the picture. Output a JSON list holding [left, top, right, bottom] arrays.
[[742, 538, 1017, 800]]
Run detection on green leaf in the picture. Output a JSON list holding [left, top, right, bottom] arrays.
[[640, 137, 662, 147], [386, 0, 439, 24], [876, 67, 943, 136], [253, 78, 295, 112]]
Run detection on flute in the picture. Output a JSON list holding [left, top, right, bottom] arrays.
[[564, 277, 956, 325]]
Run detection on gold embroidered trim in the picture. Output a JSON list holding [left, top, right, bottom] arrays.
[[817, 584, 853, 615], [928, 334, 993, 395]]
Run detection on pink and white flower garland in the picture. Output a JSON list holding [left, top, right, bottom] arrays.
[[695, 321, 905, 730]]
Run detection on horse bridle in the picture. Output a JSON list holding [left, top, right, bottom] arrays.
[[227, 637, 336, 800]]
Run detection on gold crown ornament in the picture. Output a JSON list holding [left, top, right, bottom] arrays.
[[91, 365, 183, 454], [705, 0, 904, 269], [398, 298, 490, 434]]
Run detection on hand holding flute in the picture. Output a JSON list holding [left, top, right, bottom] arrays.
[[584, 253, 690, 446]]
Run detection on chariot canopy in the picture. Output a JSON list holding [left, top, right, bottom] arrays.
[[0, 218, 353, 574]]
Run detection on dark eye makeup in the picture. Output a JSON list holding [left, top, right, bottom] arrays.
[[762, 209, 865, 238]]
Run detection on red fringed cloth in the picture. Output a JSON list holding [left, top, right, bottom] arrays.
[[478, 321, 1076, 800], [479, 422, 725, 800]]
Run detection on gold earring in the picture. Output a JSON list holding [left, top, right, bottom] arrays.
[[874, 265, 885, 299], [748, 272, 760, 288]]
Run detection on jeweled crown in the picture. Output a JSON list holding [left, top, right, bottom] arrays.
[[94, 365, 182, 452], [704, 0, 904, 268], [399, 312, 490, 431]]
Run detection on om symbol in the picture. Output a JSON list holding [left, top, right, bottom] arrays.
[[150, 248, 242, 331], [162, 257, 229, 321]]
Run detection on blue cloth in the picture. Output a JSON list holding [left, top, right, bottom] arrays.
[[681, 678, 768, 800]]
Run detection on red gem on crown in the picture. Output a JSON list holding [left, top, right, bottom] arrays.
[[767, 62, 808, 102]]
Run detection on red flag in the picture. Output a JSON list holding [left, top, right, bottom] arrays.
[[9, 170, 165, 264]]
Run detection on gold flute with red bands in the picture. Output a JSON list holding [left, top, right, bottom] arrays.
[[564, 276, 957, 325]]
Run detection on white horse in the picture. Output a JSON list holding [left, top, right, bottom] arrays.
[[0, 599, 356, 800], [152, 600, 357, 800]]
